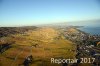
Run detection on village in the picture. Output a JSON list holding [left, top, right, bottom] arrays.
[[61, 27, 100, 66]]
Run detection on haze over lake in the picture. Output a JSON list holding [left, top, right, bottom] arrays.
[[66, 20, 100, 35]]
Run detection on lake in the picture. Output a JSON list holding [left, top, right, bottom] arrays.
[[78, 27, 100, 35]]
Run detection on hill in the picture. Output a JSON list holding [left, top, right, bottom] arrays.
[[0, 27, 76, 66], [0, 26, 37, 37]]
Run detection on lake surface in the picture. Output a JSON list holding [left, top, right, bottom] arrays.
[[78, 27, 100, 35]]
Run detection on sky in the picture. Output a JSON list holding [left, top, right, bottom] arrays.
[[0, 0, 100, 27]]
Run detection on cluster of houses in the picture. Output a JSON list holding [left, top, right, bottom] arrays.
[[62, 28, 100, 65], [63, 28, 100, 47]]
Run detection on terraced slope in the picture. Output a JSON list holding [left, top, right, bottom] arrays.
[[0, 27, 76, 66]]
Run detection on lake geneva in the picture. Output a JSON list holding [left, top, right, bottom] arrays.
[[78, 27, 100, 35]]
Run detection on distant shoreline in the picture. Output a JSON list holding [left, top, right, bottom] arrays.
[[77, 27, 100, 35]]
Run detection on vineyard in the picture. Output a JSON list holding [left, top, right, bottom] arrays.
[[0, 27, 76, 66]]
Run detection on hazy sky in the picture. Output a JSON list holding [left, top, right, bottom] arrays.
[[0, 0, 100, 26]]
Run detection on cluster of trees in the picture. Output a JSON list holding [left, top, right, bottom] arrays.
[[0, 41, 15, 53]]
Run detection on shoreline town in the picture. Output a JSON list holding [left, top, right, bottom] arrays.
[[61, 27, 100, 66]]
